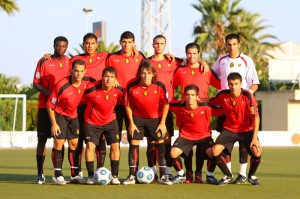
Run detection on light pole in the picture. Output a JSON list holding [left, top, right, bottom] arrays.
[[83, 7, 93, 33]]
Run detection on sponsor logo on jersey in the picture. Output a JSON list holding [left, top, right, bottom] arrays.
[[51, 97, 57, 104], [35, 72, 40, 79]]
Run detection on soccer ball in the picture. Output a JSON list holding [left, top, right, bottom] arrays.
[[93, 167, 112, 185], [136, 166, 155, 184]]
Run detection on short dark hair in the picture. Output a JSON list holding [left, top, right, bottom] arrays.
[[185, 43, 200, 53], [83, 33, 97, 43], [72, 59, 86, 70], [137, 60, 157, 82], [153, 35, 166, 44], [225, 33, 240, 44], [102, 66, 117, 77], [227, 72, 242, 82], [54, 36, 68, 45], [120, 31, 135, 42], [184, 84, 199, 95]]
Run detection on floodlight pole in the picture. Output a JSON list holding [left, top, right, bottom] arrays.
[[83, 7, 93, 33]]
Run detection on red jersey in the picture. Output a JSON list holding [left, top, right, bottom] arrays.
[[170, 100, 223, 140], [209, 89, 259, 133], [173, 66, 221, 99], [84, 80, 124, 125], [106, 51, 146, 88], [33, 56, 69, 108], [47, 77, 89, 118], [70, 52, 109, 81], [125, 80, 168, 118], [147, 57, 183, 100]]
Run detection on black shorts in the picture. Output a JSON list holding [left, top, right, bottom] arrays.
[[173, 136, 214, 157], [55, 114, 79, 140], [37, 108, 52, 138], [215, 129, 255, 154], [115, 104, 129, 132], [77, 104, 86, 140], [85, 120, 120, 146], [132, 116, 164, 141]]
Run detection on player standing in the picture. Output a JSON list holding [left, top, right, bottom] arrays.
[[172, 43, 220, 184], [212, 33, 260, 183], [123, 60, 172, 185], [47, 59, 88, 185], [33, 36, 69, 184], [210, 72, 262, 186], [84, 66, 124, 185]]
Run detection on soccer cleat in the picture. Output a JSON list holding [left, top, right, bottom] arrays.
[[166, 174, 175, 181], [123, 175, 136, 185], [218, 176, 233, 185], [111, 176, 121, 185], [172, 174, 186, 184], [160, 175, 173, 185], [206, 175, 219, 185], [86, 177, 95, 185], [194, 175, 203, 184], [185, 171, 193, 184], [248, 176, 261, 186], [232, 174, 247, 184], [69, 175, 86, 184], [79, 171, 83, 178], [36, 174, 45, 184], [53, 176, 67, 185]]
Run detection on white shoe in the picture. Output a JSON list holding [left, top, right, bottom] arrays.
[[70, 175, 86, 184], [79, 171, 83, 178], [111, 176, 121, 185], [53, 176, 66, 185], [36, 174, 45, 184], [123, 175, 136, 185], [86, 177, 95, 185]]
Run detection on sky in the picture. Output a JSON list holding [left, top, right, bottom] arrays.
[[1, 0, 300, 86]]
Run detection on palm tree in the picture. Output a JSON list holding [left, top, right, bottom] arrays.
[[0, 0, 19, 15], [192, 0, 279, 90], [68, 41, 119, 57]]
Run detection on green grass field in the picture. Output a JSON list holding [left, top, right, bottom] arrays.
[[0, 147, 299, 199]]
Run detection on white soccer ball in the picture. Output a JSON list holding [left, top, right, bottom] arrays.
[[93, 167, 112, 185], [136, 166, 155, 184]]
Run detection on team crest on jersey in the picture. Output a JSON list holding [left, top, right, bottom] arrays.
[[88, 57, 93, 63], [158, 63, 162, 69], [143, 91, 148, 96], [78, 89, 81, 94], [191, 70, 196, 76], [35, 72, 40, 79], [51, 97, 57, 104], [157, 131, 162, 138], [190, 113, 195, 118], [238, 63, 241, 67], [105, 94, 109, 100], [125, 58, 129, 64], [59, 62, 63, 68], [232, 100, 236, 106], [230, 62, 234, 67]]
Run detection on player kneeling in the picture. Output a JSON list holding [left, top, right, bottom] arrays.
[[170, 84, 222, 185]]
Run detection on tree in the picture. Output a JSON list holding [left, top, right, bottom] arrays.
[[192, 0, 279, 90], [0, 74, 21, 94], [0, 0, 19, 15], [68, 41, 119, 57]]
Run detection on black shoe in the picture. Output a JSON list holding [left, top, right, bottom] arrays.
[[232, 174, 247, 184], [248, 176, 261, 186], [218, 176, 233, 185], [206, 175, 219, 185]]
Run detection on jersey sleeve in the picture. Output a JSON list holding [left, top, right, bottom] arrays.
[[33, 58, 44, 85], [46, 83, 60, 109], [246, 58, 260, 86]]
